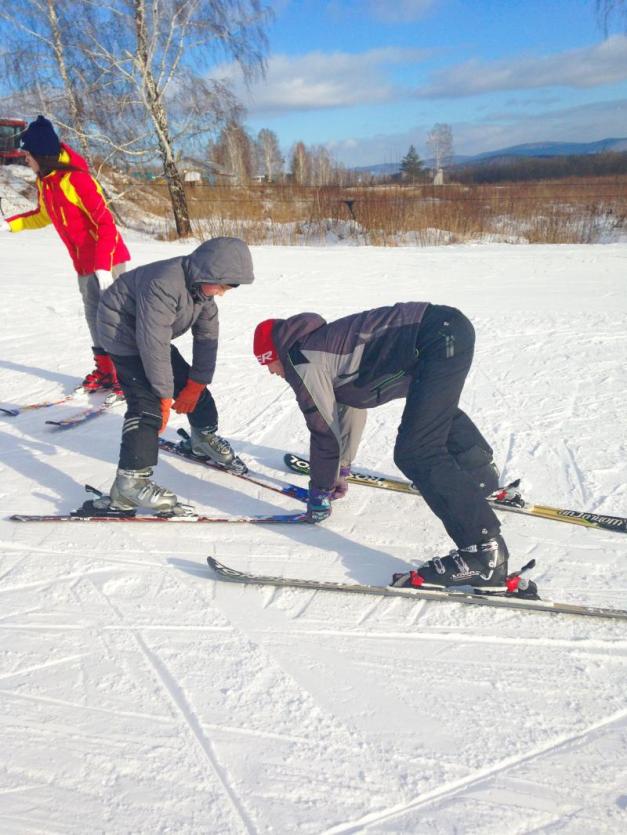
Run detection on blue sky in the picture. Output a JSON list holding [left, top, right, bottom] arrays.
[[216, 0, 627, 165]]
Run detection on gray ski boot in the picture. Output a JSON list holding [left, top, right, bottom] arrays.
[[190, 426, 247, 473], [108, 467, 178, 512]]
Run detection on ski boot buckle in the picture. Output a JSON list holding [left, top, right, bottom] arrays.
[[156, 502, 196, 518]]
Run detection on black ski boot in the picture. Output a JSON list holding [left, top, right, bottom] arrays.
[[391, 534, 510, 592]]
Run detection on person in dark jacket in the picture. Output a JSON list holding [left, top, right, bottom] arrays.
[[253, 302, 510, 591], [95, 236, 255, 513]]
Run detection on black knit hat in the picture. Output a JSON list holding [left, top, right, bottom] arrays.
[[20, 115, 61, 157]]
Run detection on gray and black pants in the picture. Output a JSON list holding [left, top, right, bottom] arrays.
[[110, 346, 218, 470]]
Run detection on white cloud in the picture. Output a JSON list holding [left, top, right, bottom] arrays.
[[416, 35, 627, 98], [214, 48, 430, 114]]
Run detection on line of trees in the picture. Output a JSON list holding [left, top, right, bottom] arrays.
[[454, 151, 627, 184], [207, 125, 356, 186]]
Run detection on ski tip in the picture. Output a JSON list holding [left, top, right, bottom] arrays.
[[0, 407, 20, 417], [283, 452, 309, 470]]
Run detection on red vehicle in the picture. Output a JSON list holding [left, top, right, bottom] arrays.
[[0, 118, 26, 164]]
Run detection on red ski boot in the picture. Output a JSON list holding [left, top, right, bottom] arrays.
[[108, 369, 124, 401], [80, 349, 117, 392]]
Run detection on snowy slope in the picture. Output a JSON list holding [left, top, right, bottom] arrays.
[[1, 228, 626, 833]]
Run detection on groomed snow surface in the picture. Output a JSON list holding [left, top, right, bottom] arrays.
[[1, 229, 626, 834]]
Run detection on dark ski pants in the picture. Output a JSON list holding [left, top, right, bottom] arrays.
[[393, 305, 501, 548], [110, 346, 218, 470]]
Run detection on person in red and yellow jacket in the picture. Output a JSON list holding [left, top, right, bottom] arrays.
[[0, 116, 131, 393]]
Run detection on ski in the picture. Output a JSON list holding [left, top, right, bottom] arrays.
[[0, 393, 76, 417], [11, 511, 309, 524], [284, 453, 627, 536], [45, 392, 124, 430], [9, 478, 309, 524], [207, 557, 627, 621], [159, 430, 308, 504], [0, 385, 117, 417]]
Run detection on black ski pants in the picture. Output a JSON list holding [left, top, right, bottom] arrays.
[[393, 305, 501, 548], [111, 346, 218, 470]]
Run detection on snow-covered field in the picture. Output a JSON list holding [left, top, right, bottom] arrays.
[[1, 227, 626, 833]]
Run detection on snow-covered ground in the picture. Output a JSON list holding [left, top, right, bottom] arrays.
[[1, 227, 626, 833]]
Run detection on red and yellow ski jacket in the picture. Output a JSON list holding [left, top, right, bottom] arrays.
[[6, 144, 130, 275]]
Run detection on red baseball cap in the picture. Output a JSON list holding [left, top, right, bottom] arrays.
[[253, 319, 278, 365]]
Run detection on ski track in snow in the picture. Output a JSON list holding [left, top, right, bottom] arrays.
[[0, 231, 626, 832], [319, 708, 627, 834]]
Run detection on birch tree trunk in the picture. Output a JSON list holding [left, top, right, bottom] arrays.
[[133, 0, 191, 237], [46, 0, 90, 159]]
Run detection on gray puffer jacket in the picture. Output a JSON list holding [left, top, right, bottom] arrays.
[[272, 302, 430, 491], [97, 237, 254, 398]]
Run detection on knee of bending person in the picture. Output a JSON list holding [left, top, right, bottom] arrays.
[[393, 441, 412, 473], [454, 444, 499, 495], [394, 442, 435, 478], [470, 462, 500, 496], [139, 409, 162, 431], [121, 384, 160, 416], [454, 443, 493, 471]]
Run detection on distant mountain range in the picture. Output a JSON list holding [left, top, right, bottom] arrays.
[[355, 138, 627, 176]]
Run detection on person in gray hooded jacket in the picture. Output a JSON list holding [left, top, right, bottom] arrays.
[[96, 237, 255, 513], [253, 302, 512, 593]]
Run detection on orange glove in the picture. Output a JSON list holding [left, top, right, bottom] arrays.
[[159, 398, 173, 434], [172, 379, 205, 414]]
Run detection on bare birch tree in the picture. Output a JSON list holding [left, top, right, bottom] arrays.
[[76, 0, 271, 235], [309, 145, 333, 186], [290, 141, 311, 185], [0, 1, 92, 157], [426, 123, 454, 170], [214, 120, 255, 184], [256, 128, 283, 182], [1, 1, 271, 235]]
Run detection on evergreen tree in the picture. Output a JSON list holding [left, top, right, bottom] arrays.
[[400, 145, 423, 181]]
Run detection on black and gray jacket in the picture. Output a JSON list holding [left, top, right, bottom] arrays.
[[97, 237, 254, 399], [272, 302, 430, 491]]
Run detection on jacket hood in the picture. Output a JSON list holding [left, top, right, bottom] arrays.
[[274, 312, 327, 357], [183, 237, 255, 289], [58, 143, 89, 172]]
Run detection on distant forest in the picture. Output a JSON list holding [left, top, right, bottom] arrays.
[[454, 151, 627, 183]]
